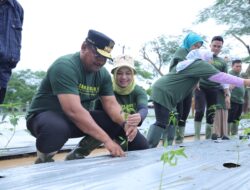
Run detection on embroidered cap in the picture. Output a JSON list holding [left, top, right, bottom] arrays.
[[111, 55, 136, 74], [86, 29, 115, 60]]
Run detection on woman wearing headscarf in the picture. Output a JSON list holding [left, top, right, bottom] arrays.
[[147, 49, 250, 148], [110, 55, 149, 150], [160, 32, 204, 145]]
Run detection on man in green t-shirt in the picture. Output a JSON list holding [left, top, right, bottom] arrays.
[[26, 30, 139, 163], [66, 55, 149, 158], [194, 36, 230, 140], [228, 59, 245, 135]]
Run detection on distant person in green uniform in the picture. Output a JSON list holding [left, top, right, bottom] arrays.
[[66, 55, 149, 160], [228, 59, 245, 135], [168, 32, 203, 145], [194, 36, 229, 140], [146, 49, 250, 148], [26, 30, 139, 164]]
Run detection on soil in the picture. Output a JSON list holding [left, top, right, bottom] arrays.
[[0, 136, 203, 169]]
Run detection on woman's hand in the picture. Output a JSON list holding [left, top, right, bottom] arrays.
[[124, 124, 138, 142], [126, 113, 141, 127]]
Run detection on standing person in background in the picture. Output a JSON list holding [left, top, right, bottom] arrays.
[[228, 59, 245, 136], [0, 0, 24, 104], [147, 49, 250, 148], [148, 32, 203, 146], [212, 55, 231, 140], [194, 36, 229, 140], [66, 55, 149, 160]]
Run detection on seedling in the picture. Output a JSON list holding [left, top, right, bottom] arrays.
[[0, 103, 21, 150], [207, 104, 217, 118], [119, 106, 136, 152], [159, 141, 187, 189], [162, 111, 178, 145], [227, 127, 249, 168], [243, 127, 250, 136], [118, 136, 128, 152]]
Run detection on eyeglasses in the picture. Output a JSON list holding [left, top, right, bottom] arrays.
[[89, 45, 107, 62]]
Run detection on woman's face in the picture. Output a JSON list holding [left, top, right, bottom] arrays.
[[115, 67, 133, 88], [190, 42, 202, 51]]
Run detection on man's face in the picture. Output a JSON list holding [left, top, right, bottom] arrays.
[[210, 40, 223, 56], [81, 44, 107, 72], [232, 62, 242, 73]]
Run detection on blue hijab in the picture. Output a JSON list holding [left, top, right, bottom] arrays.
[[181, 32, 204, 50]]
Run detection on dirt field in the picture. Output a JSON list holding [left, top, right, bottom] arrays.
[[0, 136, 203, 169]]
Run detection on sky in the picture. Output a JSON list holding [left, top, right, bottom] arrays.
[[16, 0, 242, 72]]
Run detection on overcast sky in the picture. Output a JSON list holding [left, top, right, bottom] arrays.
[[17, 0, 235, 72]]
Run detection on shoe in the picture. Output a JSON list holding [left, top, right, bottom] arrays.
[[222, 136, 230, 140], [211, 133, 218, 140], [35, 157, 54, 164]]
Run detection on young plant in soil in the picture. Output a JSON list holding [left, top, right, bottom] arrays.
[[119, 107, 136, 152], [224, 127, 250, 168], [159, 141, 187, 189], [159, 112, 186, 189], [207, 104, 217, 118], [162, 111, 178, 144], [0, 103, 21, 150]]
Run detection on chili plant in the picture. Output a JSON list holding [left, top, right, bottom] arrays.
[[0, 103, 21, 150], [159, 141, 187, 189], [119, 107, 136, 152], [161, 111, 178, 146]]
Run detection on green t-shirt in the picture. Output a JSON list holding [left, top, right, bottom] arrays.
[[95, 85, 148, 113], [26, 52, 113, 119], [115, 85, 148, 113], [169, 48, 188, 72], [229, 70, 245, 104], [200, 56, 227, 89], [151, 59, 219, 111]]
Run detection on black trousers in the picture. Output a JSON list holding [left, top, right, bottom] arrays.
[[0, 87, 6, 104], [194, 87, 219, 124], [153, 102, 170, 128], [228, 102, 243, 123], [176, 92, 193, 127], [27, 110, 148, 153]]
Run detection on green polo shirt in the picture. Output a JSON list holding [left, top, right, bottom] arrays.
[[229, 70, 245, 104], [200, 56, 228, 89], [151, 59, 219, 111], [26, 52, 113, 119], [169, 48, 189, 72], [115, 85, 148, 114]]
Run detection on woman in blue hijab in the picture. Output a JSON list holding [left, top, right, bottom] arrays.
[[147, 32, 204, 147]]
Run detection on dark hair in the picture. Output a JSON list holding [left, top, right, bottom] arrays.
[[232, 59, 242, 66], [211, 36, 224, 43]]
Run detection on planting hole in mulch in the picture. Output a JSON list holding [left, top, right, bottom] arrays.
[[239, 135, 249, 140], [0, 175, 6, 178], [223, 162, 241, 168]]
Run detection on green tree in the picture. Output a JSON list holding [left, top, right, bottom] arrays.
[[196, 0, 250, 56], [4, 69, 46, 107], [141, 35, 181, 76], [134, 60, 153, 80]]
